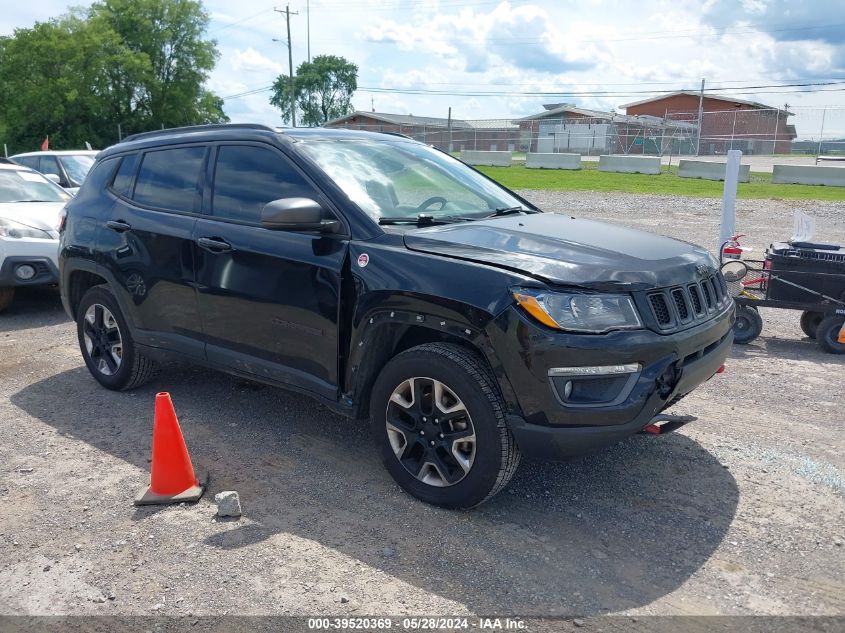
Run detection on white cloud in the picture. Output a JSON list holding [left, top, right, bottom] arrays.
[[230, 47, 285, 75], [2, 0, 843, 136]]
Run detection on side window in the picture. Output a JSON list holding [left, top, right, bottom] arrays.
[[73, 157, 119, 202], [212, 145, 319, 223], [133, 146, 205, 212], [39, 156, 61, 178], [111, 154, 139, 197], [15, 157, 39, 171]]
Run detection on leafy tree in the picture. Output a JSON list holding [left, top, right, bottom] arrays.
[[89, 0, 227, 131], [270, 55, 358, 127], [0, 0, 226, 153]]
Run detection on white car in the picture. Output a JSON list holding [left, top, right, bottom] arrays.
[[11, 150, 99, 195], [0, 160, 71, 313]]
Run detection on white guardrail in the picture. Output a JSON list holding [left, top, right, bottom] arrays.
[[524, 153, 581, 170], [678, 159, 751, 183], [772, 165, 845, 187], [598, 155, 661, 175], [459, 150, 513, 167]]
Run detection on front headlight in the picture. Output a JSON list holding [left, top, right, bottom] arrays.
[[513, 288, 642, 333], [0, 217, 53, 240]]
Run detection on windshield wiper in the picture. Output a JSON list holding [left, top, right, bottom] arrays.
[[10, 199, 57, 203], [487, 206, 527, 217], [378, 214, 471, 227]]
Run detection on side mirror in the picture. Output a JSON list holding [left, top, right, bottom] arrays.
[[261, 197, 340, 233], [44, 173, 62, 185]]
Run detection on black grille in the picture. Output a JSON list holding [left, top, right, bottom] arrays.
[[710, 277, 722, 301], [688, 284, 703, 314], [671, 289, 689, 320], [646, 275, 730, 332], [33, 261, 50, 276], [648, 293, 672, 325], [701, 280, 714, 310]]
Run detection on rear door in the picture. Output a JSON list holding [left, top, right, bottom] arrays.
[[192, 142, 348, 398], [99, 145, 206, 358]]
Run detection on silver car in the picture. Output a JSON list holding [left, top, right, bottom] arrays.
[[11, 150, 99, 195]]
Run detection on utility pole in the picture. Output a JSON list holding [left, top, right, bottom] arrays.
[[447, 106, 453, 152], [274, 6, 299, 127], [695, 77, 705, 156], [307, 0, 311, 62]]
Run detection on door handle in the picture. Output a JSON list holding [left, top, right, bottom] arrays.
[[196, 236, 234, 253], [106, 220, 131, 232]]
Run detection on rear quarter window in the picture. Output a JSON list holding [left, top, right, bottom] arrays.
[[71, 157, 120, 203], [110, 154, 139, 197]]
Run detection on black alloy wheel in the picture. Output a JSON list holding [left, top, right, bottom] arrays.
[[385, 376, 477, 487]]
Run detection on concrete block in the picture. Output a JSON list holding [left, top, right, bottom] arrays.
[[772, 165, 845, 187], [525, 153, 581, 170], [678, 159, 750, 183], [460, 150, 512, 167], [598, 155, 661, 175]]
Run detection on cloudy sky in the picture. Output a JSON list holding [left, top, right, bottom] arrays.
[[2, 0, 844, 137]]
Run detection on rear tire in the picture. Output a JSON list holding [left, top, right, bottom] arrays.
[[77, 286, 158, 390], [0, 287, 14, 313], [733, 305, 763, 344], [800, 311, 824, 339], [816, 315, 845, 355], [370, 342, 521, 508]]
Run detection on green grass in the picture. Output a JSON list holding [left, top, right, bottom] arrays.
[[476, 163, 845, 201]]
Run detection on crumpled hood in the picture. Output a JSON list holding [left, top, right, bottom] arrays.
[[0, 201, 64, 235], [403, 213, 718, 290]]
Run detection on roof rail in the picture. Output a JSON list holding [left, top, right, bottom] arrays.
[[123, 123, 278, 143]]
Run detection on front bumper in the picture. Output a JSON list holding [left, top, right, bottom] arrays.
[[0, 237, 60, 287], [488, 303, 734, 459]]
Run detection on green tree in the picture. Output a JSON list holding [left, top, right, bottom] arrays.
[[0, 0, 227, 153], [89, 0, 227, 131], [270, 55, 358, 127]]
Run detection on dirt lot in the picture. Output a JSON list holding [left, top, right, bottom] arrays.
[[1, 192, 843, 627]]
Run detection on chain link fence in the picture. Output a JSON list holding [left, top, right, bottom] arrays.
[[324, 106, 845, 158]]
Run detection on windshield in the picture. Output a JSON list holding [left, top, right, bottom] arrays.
[[296, 139, 527, 220], [59, 154, 96, 186], [0, 170, 69, 203]]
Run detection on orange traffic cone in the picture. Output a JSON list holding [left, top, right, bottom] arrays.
[[134, 392, 204, 505]]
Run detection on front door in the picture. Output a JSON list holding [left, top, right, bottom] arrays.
[[193, 143, 347, 398]]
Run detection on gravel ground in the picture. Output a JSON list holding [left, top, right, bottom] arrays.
[[1, 192, 843, 626]]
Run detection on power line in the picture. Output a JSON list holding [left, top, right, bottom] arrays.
[[219, 81, 845, 102], [208, 6, 276, 35], [351, 80, 845, 98]]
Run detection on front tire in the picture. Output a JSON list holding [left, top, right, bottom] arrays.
[[733, 305, 763, 344], [370, 343, 521, 508], [816, 315, 845, 355], [76, 286, 158, 390], [0, 287, 14, 313]]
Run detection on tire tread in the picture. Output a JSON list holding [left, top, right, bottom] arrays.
[[78, 285, 158, 390], [393, 342, 521, 505]]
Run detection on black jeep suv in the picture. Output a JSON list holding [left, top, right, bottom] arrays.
[[59, 124, 734, 508]]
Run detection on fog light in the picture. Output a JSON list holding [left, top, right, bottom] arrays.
[[15, 264, 36, 280]]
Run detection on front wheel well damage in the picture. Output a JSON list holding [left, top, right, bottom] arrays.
[[349, 322, 492, 419]]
